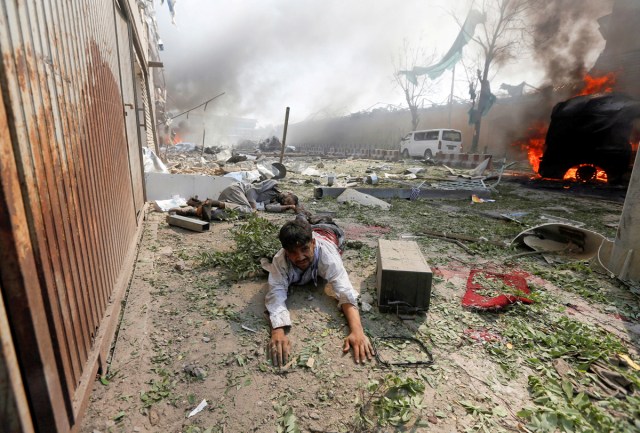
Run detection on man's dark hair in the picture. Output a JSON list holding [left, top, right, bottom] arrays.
[[279, 218, 312, 250], [277, 192, 299, 206]]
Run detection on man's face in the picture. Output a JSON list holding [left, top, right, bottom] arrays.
[[284, 238, 315, 271]]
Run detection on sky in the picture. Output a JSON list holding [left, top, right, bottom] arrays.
[[155, 0, 609, 128]]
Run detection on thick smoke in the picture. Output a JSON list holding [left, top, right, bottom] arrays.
[[530, 0, 613, 87], [497, 0, 615, 163], [156, 0, 458, 127]]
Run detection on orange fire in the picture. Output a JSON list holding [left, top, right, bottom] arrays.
[[576, 72, 616, 96], [172, 132, 183, 144], [563, 164, 608, 183], [514, 72, 619, 179], [514, 122, 547, 173]]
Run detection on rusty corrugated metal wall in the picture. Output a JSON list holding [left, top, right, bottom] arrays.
[[0, 0, 150, 431]]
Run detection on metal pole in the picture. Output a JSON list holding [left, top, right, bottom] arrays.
[[200, 101, 210, 158], [448, 64, 456, 128], [279, 107, 290, 164], [599, 149, 640, 282]]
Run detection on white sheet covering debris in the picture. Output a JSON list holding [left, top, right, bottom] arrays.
[[154, 196, 187, 212]]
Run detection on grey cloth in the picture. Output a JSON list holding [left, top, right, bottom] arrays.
[[216, 179, 281, 215]]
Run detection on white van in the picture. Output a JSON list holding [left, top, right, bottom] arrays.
[[399, 129, 463, 159]]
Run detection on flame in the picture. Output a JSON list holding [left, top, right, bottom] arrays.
[[172, 132, 183, 144], [562, 164, 608, 183], [576, 72, 616, 96], [513, 122, 547, 173]]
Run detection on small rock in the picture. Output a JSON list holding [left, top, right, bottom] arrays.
[[149, 408, 159, 426], [159, 246, 173, 256], [309, 412, 321, 420], [183, 364, 207, 379], [360, 293, 374, 304], [202, 337, 210, 343], [308, 422, 323, 432], [133, 427, 142, 432], [174, 260, 186, 272], [428, 415, 438, 424]]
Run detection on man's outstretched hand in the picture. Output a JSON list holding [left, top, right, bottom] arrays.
[[343, 330, 374, 364], [270, 327, 291, 367]]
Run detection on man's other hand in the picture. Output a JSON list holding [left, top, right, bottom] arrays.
[[270, 328, 291, 367], [343, 330, 374, 364]]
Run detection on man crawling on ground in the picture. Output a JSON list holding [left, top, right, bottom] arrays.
[[265, 215, 374, 366]]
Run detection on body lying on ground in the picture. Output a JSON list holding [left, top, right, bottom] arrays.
[[169, 179, 302, 221]]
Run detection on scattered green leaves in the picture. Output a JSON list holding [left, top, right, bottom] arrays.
[[198, 216, 280, 280], [274, 394, 301, 433], [354, 375, 425, 429]]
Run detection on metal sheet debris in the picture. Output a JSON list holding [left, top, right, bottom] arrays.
[[166, 214, 210, 232], [511, 223, 605, 262], [314, 187, 492, 200]]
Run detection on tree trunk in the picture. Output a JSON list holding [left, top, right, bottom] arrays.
[[411, 107, 419, 131], [471, 119, 481, 153], [470, 58, 492, 153]]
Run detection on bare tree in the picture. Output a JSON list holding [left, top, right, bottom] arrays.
[[464, 0, 534, 153], [393, 39, 437, 132]]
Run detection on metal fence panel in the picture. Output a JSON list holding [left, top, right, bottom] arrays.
[[0, 0, 149, 430]]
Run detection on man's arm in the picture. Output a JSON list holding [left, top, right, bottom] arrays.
[[316, 240, 374, 363], [265, 251, 293, 366], [264, 203, 296, 213], [341, 303, 374, 363], [243, 186, 259, 212]]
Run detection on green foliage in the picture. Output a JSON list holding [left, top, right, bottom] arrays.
[[502, 315, 625, 370], [527, 264, 609, 304], [198, 216, 281, 280], [296, 342, 323, 368], [273, 394, 301, 433], [139, 368, 177, 408], [354, 375, 425, 429], [496, 290, 639, 432], [518, 375, 640, 433], [458, 399, 508, 432]]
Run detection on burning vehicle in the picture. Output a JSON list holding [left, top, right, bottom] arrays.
[[538, 92, 640, 184]]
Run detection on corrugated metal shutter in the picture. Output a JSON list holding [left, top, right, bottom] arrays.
[[0, 0, 147, 430]]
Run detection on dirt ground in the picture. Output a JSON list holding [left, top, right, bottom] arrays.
[[80, 156, 640, 433]]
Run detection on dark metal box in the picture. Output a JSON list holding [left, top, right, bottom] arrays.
[[376, 239, 432, 313]]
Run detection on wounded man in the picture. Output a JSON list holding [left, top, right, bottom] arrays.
[[265, 215, 374, 366]]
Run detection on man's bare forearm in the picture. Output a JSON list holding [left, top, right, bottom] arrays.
[[341, 303, 363, 332], [341, 302, 373, 363]]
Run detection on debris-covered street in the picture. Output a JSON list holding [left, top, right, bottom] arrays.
[[80, 153, 640, 433], [4, 1, 640, 433]]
